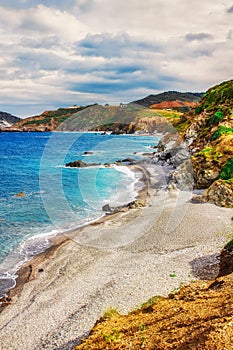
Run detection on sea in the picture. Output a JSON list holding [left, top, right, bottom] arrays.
[[0, 131, 159, 298]]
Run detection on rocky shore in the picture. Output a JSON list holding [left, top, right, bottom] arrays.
[[0, 153, 232, 349]]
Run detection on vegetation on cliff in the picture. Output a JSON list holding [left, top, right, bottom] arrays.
[[166, 79, 233, 207], [5, 106, 85, 131], [75, 254, 233, 350]]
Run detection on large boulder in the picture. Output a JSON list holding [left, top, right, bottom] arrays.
[[168, 160, 194, 191], [201, 180, 233, 208], [172, 148, 190, 168], [153, 132, 190, 168]]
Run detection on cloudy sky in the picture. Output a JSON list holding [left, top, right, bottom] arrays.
[[0, 0, 232, 117]]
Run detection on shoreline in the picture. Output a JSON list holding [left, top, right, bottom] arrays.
[[0, 158, 232, 349], [0, 163, 149, 308]]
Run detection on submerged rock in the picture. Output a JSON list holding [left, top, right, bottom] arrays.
[[83, 151, 94, 155]]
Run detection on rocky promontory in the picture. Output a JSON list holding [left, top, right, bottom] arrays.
[[149, 79, 233, 207]]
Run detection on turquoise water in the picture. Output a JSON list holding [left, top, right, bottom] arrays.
[[0, 132, 158, 297]]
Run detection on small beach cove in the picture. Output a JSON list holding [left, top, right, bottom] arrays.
[[0, 158, 232, 350], [0, 132, 157, 300]]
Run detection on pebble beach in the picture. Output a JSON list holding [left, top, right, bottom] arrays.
[[0, 163, 232, 350]]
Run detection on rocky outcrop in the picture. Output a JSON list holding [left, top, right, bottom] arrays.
[[201, 180, 233, 208], [152, 132, 190, 166], [147, 131, 193, 190], [168, 160, 194, 191], [102, 198, 146, 213], [218, 241, 233, 277], [66, 160, 100, 167]]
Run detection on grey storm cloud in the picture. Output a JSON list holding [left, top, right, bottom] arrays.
[[185, 33, 214, 41], [76, 33, 161, 58], [227, 5, 233, 12]]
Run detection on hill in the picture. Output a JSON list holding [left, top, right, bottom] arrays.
[[5, 103, 182, 133], [58, 104, 182, 133], [131, 91, 203, 111], [0, 112, 20, 129], [5, 106, 86, 132], [5, 91, 202, 132]]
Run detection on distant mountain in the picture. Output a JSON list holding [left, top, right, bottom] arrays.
[[131, 91, 203, 111], [0, 112, 20, 129]]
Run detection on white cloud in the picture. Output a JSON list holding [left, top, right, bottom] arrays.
[[0, 1, 232, 117]]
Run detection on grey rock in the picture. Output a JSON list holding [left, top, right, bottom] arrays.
[[168, 160, 194, 191], [66, 160, 100, 167], [172, 148, 190, 168]]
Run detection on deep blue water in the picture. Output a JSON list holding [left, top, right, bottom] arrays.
[[0, 132, 158, 297]]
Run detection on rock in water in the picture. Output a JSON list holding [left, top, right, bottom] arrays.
[[66, 160, 88, 167], [15, 192, 26, 197], [66, 160, 100, 167], [102, 204, 112, 212]]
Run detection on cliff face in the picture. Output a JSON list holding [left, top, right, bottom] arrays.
[[171, 80, 233, 207]]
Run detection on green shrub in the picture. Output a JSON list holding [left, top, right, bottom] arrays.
[[219, 158, 233, 180], [225, 239, 233, 249], [207, 110, 224, 126], [195, 106, 203, 114], [212, 126, 233, 140], [200, 80, 233, 111]]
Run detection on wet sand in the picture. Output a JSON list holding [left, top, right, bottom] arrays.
[[0, 163, 232, 350]]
